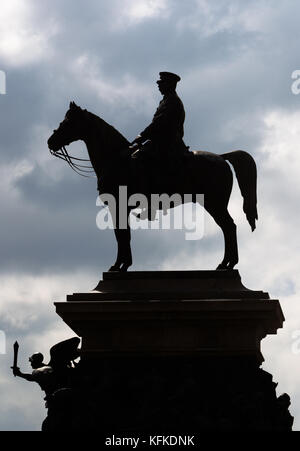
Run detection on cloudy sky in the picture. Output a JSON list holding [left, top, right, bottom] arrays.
[[1, 0, 300, 430]]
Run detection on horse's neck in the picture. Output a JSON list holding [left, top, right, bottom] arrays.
[[83, 113, 129, 176]]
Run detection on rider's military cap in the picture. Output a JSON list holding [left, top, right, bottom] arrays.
[[158, 72, 181, 83]]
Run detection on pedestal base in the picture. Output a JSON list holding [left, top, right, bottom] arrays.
[[43, 356, 293, 432], [47, 271, 293, 431]]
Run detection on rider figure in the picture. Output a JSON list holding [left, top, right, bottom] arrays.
[[132, 71, 188, 158], [131, 72, 189, 203]]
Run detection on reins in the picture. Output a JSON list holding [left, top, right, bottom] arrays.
[[50, 146, 96, 178]]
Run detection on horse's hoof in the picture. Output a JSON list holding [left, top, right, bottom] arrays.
[[120, 263, 131, 272], [216, 263, 231, 270], [108, 265, 120, 272], [216, 262, 237, 270], [92, 283, 101, 291]]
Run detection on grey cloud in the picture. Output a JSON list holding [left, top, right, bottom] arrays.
[[1, 0, 300, 430]]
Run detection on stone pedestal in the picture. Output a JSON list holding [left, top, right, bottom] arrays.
[[56, 270, 282, 365], [45, 271, 293, 432]]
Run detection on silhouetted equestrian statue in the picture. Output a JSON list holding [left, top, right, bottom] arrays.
[[11, 338, 80, 403], [48, 72, 258, 273]]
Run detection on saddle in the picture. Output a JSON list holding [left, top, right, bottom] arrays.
[[129, 143, 192, 196]]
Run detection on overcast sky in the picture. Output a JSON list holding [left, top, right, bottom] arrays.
[[1, 0, 300, 430]]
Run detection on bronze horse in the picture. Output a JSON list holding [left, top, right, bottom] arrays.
[[48, 102, 257, 272]]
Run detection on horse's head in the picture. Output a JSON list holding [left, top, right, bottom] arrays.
[[48, 101, 85, 152]]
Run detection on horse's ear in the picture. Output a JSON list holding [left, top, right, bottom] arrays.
[[70, 101, 81, 111]]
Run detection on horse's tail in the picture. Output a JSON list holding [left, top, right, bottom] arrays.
[[221, 150, 258, 231]]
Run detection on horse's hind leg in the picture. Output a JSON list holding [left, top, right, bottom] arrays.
[[205, 202, 238, 270], [217, 210, 238, 269]]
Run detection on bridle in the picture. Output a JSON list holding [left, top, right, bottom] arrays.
[[49, 145, 96, 178], [49, 109, 96, 177]]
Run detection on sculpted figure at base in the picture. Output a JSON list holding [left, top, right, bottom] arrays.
[[11, 337, 80, 403], [12, 351, 54, 397], [48, 72, 258, 275]]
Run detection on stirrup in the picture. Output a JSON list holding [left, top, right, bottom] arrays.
[[133, 208, 156, 221]]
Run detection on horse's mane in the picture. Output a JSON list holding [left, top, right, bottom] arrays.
[[85, 110, 130, 151]]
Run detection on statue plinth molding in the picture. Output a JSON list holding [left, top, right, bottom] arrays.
[[55, 270, 283, 365]]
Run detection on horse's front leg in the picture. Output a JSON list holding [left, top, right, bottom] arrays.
[[109, 211, 132, 272], [119, 226, 132, 272]]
